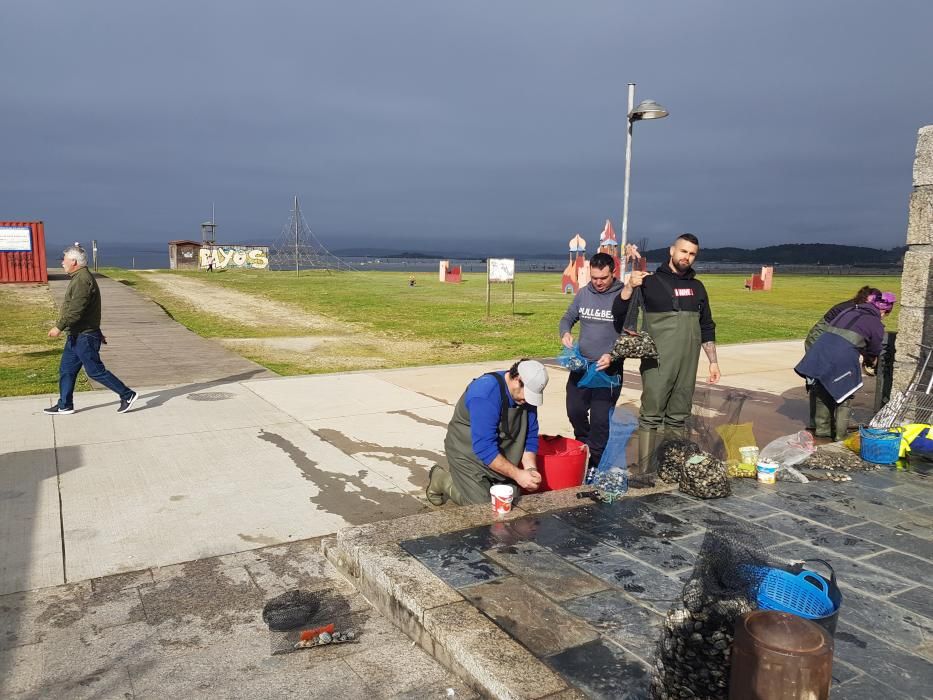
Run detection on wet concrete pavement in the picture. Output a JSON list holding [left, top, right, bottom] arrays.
[[0, 536, 475, 699], [393, 468, 933, 698]]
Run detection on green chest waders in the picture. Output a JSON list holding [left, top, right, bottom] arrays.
[[634, 307, 702, 476], [639, 310, 702, 431], [443, 373, 529, 505]]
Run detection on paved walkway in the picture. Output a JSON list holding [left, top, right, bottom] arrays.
[[47, 272, 274, 387]]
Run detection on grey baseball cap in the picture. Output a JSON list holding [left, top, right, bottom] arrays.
[[517, 360, 549, 407]]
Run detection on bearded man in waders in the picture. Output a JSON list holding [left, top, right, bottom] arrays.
[[426, 360, 548, 505], [612, 234, 720, 479]]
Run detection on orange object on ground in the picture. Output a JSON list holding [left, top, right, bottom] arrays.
[[299, 623, 334, 642], [536, 436, 588, 491]]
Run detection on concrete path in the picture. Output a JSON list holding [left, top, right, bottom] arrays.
[[47, 272, 274, 387], [2, 340, 872, 597]]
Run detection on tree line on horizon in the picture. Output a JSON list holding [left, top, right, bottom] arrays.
[[336, 243, 906, 266], [640, 243, 905, 266]]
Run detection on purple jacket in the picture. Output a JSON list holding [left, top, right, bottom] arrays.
[[828, 304, 886, 359]]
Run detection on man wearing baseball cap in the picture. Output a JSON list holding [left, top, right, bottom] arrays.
[[427, 359, 548, 506]]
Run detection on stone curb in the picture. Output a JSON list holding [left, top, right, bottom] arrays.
[[323, 483, 676, 699]]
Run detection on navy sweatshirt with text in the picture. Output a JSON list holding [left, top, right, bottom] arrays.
[[559, 278, 625, 361]]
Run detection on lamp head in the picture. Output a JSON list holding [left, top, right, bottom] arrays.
[[630, 99, 669, 121]]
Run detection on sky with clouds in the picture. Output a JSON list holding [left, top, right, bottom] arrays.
[[3, 1, 932, 255]]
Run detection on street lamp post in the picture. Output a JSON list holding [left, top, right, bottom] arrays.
[[620, 82, 669, 254]]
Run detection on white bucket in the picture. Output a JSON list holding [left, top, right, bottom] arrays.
[[757, 461, 778, 484]]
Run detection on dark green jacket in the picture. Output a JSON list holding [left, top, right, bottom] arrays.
[[57, 266, 101, 335]]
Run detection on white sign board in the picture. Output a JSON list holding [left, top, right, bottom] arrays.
[[0, 226, 32, 252], [488, 258, 515, 282]]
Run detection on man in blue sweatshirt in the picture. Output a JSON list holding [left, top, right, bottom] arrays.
[[426, 360, 548, 506], [559, 253, 625, 470]]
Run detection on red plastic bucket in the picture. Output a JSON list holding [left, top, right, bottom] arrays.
[[535, 436, 587, 492]]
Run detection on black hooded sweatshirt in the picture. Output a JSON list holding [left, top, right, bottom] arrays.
[[612, 263, 716, 343]]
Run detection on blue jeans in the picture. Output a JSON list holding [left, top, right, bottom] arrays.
[[58, 332, 133, 409]]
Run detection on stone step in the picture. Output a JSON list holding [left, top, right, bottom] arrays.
[[323, 489, 597, 700]]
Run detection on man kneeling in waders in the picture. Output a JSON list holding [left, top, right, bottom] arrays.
[[426, 360, 548, 505], [612, 234, 720, 481]]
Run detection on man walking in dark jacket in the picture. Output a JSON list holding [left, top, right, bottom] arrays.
[[612, 234, 719, 476], [44, 244, 138, 415], [559, 253, 625, 470]]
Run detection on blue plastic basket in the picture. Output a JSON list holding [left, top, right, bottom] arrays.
[[753, 567, 835, 619], [859, 426, 901, 465]]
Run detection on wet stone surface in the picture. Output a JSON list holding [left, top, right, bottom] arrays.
[[843, 521, 933, 560], [401, 466, 932, 698], [547, 638, 651, 700]]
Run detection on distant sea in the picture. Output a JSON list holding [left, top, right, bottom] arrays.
[[83, 248, 899, 277]]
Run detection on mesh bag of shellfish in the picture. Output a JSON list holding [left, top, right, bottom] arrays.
[[678, 453, 731, 499], [262, 589, 321, 655], [262, 588, 356, 655], [651, 528, 770, 700], [656, 438, 702, 484]]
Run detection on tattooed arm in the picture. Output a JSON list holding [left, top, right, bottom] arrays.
[[702, 341, 721, 384]]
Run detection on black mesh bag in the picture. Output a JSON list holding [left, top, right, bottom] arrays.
[[656, 438, 702, 484], [651, 528, 770, 700], [262, 589, 319, 631], [679, 453, 731, 500], [262, 589, 321, 655], [610, 286, 659, 361]]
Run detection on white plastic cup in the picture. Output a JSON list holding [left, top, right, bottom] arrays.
[[489, 484, 514, 514], [757, 461, 778, 485]]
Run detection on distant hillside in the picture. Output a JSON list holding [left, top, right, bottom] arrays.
[[331, 243, 906, 265], [643, 243, 905, 266]]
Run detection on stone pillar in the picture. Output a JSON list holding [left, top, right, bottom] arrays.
[[894, 125, 933, 392]]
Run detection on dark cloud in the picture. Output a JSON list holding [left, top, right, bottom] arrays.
[[2, 0, 930, 256]]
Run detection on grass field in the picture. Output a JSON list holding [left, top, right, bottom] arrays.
[[0, 284, 85, 397], [103, 267, 900, 356], [0, 269, 901, 398]]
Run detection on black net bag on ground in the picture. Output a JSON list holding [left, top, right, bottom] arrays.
[[261, 588, 355, 655], [656, 439, 702, 484], [262, 589, 321, 655], [263, 589, 319, 630], [651, 528, 770, 700], [679, 453, 731, 499]]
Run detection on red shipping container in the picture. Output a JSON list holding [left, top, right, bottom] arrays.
[[0, 221, 48, 283]]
